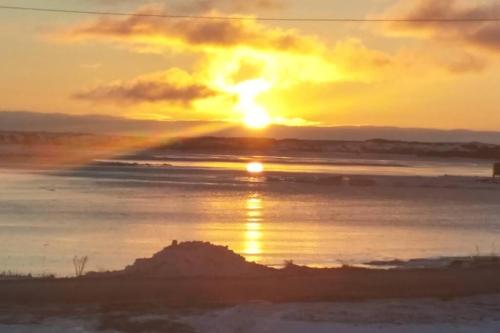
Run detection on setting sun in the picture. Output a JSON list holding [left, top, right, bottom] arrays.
[[244, 107, 271, 129], [246, 162, 264, 174], [233, 79, 272, 129]]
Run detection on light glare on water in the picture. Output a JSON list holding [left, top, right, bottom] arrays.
[[246, 162, 264, 174], [244, 195, 263, 262]]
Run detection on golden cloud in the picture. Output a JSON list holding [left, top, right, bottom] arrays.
[[58, 6, 395, 84], [55, 4, 479, 125]]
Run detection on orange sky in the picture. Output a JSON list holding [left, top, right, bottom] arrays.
[[1, 0, 500, 130]]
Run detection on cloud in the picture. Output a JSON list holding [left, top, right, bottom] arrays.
[[56, 6, 394, 85], [381, 0, 500, 53], [74, 68, 217, 105], [438, 52, 487, 74], [87, 0, 284, 12], [58, 6, 396, 95], [58, 5, 316, 54], [55, 3, 484, 123], [175, 0, 284, 13]]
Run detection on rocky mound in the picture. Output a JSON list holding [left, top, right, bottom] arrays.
[[115, 241, 275, 278]]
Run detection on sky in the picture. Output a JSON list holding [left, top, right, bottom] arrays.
[[1, 0, 500, 132]]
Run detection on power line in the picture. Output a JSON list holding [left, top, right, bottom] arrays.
[[1, 5, 500, 23]]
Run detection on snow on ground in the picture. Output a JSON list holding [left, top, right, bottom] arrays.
[[2, 295, 500, 333], [185, 319, 500, 333], [0, 319, 99, 333], [182, 296, 500, 333]]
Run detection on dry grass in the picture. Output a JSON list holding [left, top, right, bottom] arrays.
[[73, 256, 89, 277]]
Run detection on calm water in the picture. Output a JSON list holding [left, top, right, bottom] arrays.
[[1, 155, 499, 276]]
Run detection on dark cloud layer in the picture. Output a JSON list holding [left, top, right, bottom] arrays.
[[385, 0, 500, 53], [74, 72, 216, 105], [176, 0, 284, 13], [62, 6, 314, 53], [88, 0, 283, 12]]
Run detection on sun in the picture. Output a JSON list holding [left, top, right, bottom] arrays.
[[234, 79, 272, 129], [244, 106, 271, 129]]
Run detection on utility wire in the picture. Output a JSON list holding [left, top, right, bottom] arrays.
[[0, 5, 500, 23]]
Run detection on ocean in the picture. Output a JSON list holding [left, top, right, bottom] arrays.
[[1, 153, 499, 276]]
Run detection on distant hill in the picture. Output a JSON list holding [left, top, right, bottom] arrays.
[[3, 110, 500, 144], [153, 137, 500, 160], [2, 130, 500, 160]]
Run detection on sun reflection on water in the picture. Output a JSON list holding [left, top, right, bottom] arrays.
[[244, 195, 263, 262], [246, 162, 264, 174]]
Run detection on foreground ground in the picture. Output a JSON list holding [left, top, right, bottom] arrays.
[[2, 241, 500, 306], [1, 262, 500, 332], [2, 295, 500, 333], [2, 265, 500, 306]]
